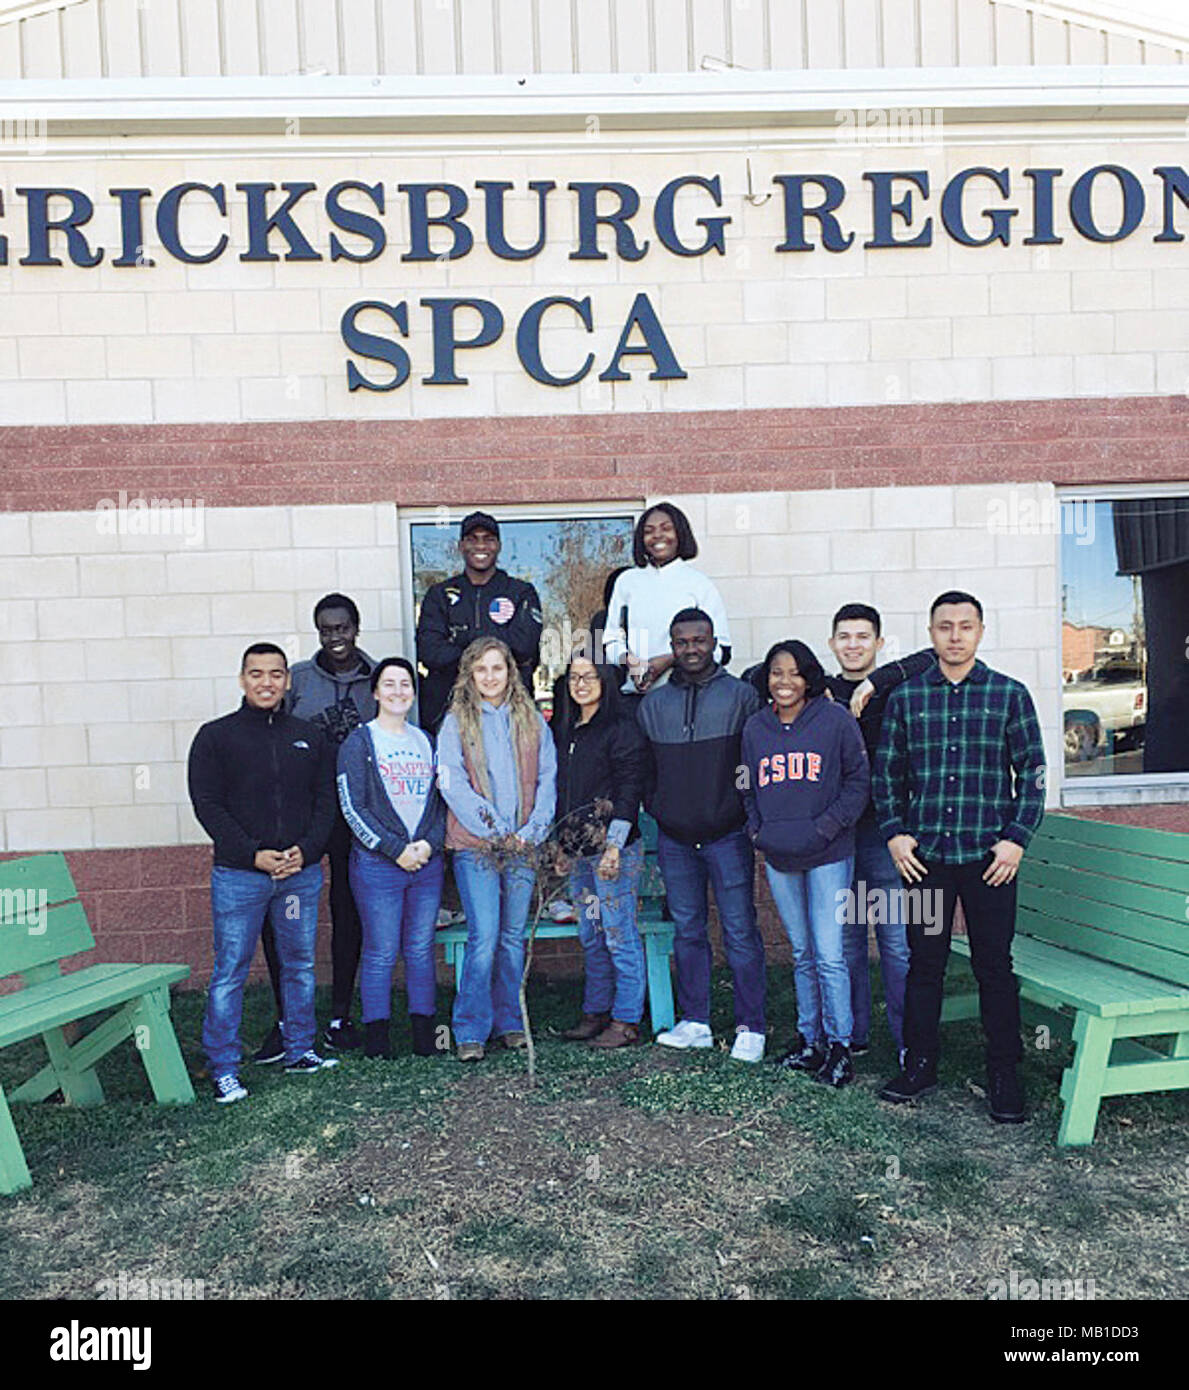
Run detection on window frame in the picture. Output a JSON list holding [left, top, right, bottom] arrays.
[[398, 497, 644, 677]]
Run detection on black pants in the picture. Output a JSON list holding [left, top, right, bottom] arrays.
[[902, 854, 1023, 1069], [262, 811, 362, 1021]]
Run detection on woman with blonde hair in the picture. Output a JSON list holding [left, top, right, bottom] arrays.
[[437, 636, 557, 1060]]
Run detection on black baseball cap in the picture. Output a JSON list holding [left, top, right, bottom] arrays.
[[460, 511, 500, 538]]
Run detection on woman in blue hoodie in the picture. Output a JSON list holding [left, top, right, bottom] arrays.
[[437, 637, 557, 1061], [337, 657, 446, 1060], [741, 640, 870, 1088]]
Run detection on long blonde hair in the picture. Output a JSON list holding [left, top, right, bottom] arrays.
[[447, 637, 541, 802]]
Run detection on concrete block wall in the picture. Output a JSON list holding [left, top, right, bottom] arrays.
[[0, 481, 1060, 858], [0, 502, 402, 853]]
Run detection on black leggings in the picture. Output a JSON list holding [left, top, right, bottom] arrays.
[[261, 811, 362, 1021]]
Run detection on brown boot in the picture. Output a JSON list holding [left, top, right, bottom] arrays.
[[563, 1011, 611, 1041], [587, 1019, 640, 1049]]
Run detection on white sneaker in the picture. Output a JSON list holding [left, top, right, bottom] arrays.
[[730, 1027, 766, 1063], [655, 1019, 713, 1049]]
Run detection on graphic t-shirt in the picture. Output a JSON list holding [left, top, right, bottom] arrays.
[[367, 721, 434, 838]]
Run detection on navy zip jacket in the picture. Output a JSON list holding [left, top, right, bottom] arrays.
[[740, 696, 871, 872], [825, 647, 935, 823], [335, 723, 446, 862], [187, 700, 337, 870], [637, 664, 760, 846]]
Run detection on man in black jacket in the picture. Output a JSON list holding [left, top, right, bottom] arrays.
[[637, 609, 766, 1060], [187, 643, 339, 1103], [826, 603, 935, 1062], [415, 511, 543, 731]]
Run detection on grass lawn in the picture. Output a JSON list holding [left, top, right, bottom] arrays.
[[1, 961, 1186, 1301]]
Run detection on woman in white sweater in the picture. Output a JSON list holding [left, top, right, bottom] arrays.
[[603, 502, 732, 696]]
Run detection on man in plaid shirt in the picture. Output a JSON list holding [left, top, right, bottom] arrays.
[[872, 590, 1046, 1123]]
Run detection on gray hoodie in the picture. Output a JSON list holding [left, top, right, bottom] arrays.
[[287, 648, 378, 746]]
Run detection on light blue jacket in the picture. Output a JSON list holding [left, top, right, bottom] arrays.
[[437, 702, 557, 844]]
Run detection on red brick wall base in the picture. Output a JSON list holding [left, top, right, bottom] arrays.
[[10, 806, 1186, 993], [0, 843, 792, 991]]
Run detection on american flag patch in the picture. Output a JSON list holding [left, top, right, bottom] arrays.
[[489, 596, 515, 624]]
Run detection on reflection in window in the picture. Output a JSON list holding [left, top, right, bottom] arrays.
[[410, 514, 634, 714], [1062, 496, 1189, 778]]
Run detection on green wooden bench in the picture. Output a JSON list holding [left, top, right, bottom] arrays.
[[437, 814, 677, 1034], [941, 814, 1189, 1146], [0, 852, 194, 1195]]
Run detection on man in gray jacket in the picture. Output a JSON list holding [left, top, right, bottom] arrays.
[[255, 593, 378, 1062]]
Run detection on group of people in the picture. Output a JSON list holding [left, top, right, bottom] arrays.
[[187, 501, 1047, 1127]]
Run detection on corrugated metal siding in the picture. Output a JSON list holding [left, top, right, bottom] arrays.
[[0, 0, 1183, 79]]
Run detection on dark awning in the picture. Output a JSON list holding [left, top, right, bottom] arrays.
[[1113, 497, 1189, 575]]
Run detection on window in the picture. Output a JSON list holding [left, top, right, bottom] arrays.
[[1060, 492, 1189, 782], [407, 509, 636, 715]]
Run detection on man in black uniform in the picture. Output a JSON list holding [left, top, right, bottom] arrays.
[[415, 511, 543, 731]]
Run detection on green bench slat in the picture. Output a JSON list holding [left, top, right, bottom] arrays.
[[1017, 884, 1189, 986], [0, 851, 83, 907], [434, 915, 673, 946], [1096, 1057, 1189, 1097], [1, 901, 95, 980], [0, 963, 189, 1048], [1041, 813, 1189, 863], [951, 932, 1189, 1017], [1024, 851, 1188, 928], [1025, 835, 1189, 899]]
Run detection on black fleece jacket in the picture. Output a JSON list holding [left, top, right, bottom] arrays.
[[187, 700, 337, 870], [552, 700, 647, 854]]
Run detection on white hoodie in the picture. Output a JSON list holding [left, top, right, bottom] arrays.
[[603, 559, 732, 692]]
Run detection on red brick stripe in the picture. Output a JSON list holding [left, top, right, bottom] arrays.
[[2, 397, 1187, 511]]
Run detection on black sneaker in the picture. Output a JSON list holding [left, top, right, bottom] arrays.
[[814, 1042, 854, 1089], [324, 1019, 362, 1051], [410, 1014, 438, 1057], [213, 1073, 248, 1104], [850, 1039, 870, 1057], [776, 1035, 827, 1073], [252, 1023, 285, 1065], [285, 1050, 341, 1075], [879, 1055, 938, 1104], [987, 1066, 1026, 1124]]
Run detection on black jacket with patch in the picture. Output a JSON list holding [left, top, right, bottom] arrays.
[[415, 567, 543, 731]]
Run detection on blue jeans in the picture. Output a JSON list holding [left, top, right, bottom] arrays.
[[570, 838, 646, 1024], [350, 845, 444, 1021], [656, 827, 766, 1032], [765, 855, 854, 1047], [843, 817, 910, 1052], [451, 850, 535, 1045], [203, 862, 322, 1075]]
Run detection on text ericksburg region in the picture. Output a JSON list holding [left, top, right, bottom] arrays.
[[2, 163, 1186, 390]]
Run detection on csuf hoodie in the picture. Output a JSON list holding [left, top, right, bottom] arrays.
[[740, 696, 870, 873]]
